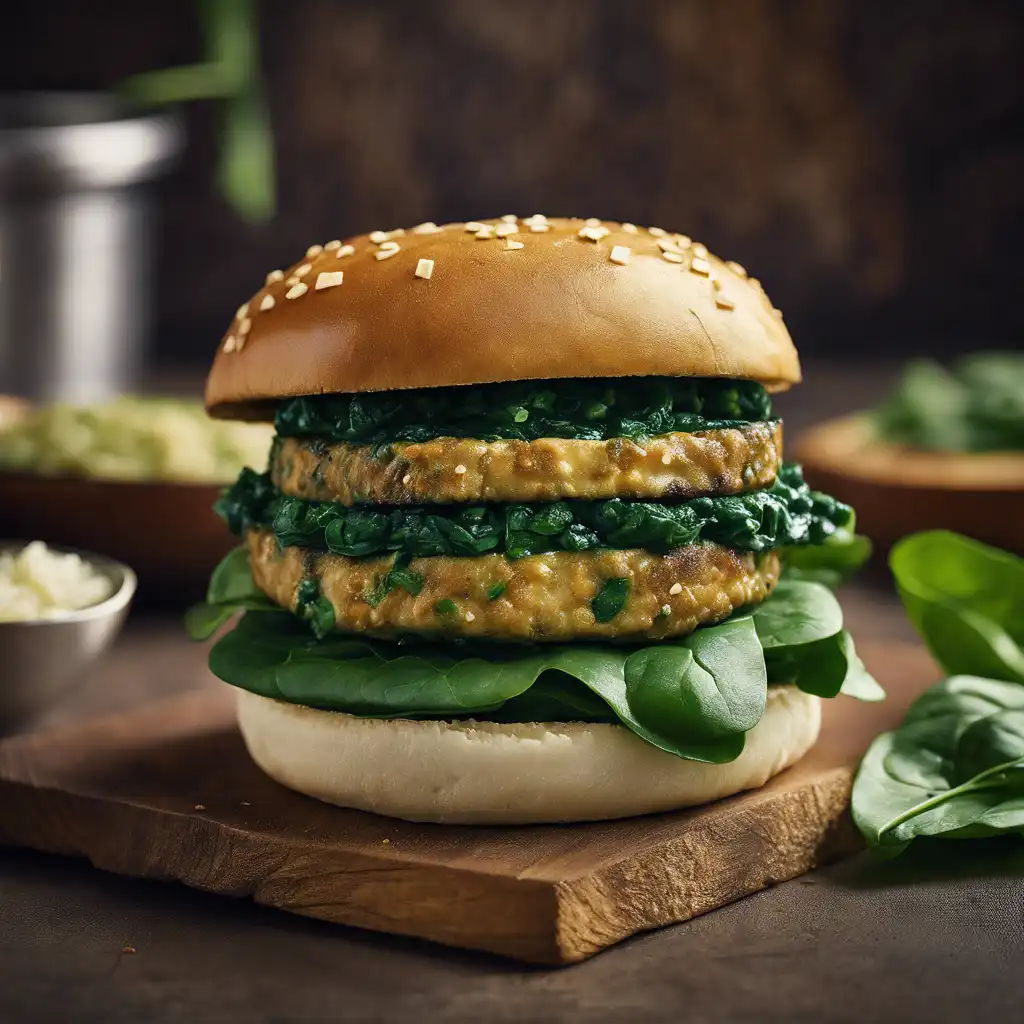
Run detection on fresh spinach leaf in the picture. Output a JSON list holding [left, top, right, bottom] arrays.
[[890, 531, 1024, 682], [852, 675, 1024, 855]]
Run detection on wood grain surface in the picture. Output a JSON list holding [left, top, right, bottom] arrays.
[[0, 642, 938, 965]]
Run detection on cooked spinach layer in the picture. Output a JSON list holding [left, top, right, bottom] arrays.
[[274, 376, 773, 444], [217, 462, 852, 559]]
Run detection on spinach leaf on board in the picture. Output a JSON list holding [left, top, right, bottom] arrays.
[[852, 675, 1024, 856], [890, 531, 1024, 683]]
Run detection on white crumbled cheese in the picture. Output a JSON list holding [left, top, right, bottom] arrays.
[[0, 542, 114, 622]]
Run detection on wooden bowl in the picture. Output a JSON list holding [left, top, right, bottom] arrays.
[[794, 415, 1024, 555], [0, 473, 232, 604]]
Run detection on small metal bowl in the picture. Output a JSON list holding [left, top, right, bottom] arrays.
[[0, 543, 137, 734]]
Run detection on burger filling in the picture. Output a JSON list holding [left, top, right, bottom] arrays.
[[192, 376, 883, 763]]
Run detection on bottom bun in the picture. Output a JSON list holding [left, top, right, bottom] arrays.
[[235, 684, 821, 825]]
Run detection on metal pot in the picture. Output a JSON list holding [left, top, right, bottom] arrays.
[[0, 93, 182, 403]]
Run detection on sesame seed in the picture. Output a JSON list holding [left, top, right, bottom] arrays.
[[236, 334, 248, 352], [369, 230, 388, 243], [495, 223, 518, 236], [716, 295, 736, 310], [464, 221, 485, 232], [475, 227, 494, 239], [378, 240, 400, 251], [657, 238, 681, 253], [692, 242, 708, 258], [194, 804, 206, 811], [726, 260, 747, 277], [223, 335, 237, 353], [609, 245, 631, 265], [259, 293, 275, 311], [529, 223, 550, 232], [578, 225, 610, 241], [772, 307, 784, 318], [690, 257, 711, 276], [336, 244, 355, 258], [315, 271, 344, 290], [306, 244, 324, 258], [661, 251, 684, 264], [505, 239, 525, 250], [621, 223, 639, 233], [661, 452, 672, 465], [265, 269, 284, 284], [236, 303, 249, 320], [661, 604, 671, 616], [324, 240, 342, 251], [375, 248, 399, 261], [412, 221, 442, 234], [402, 474, 412, 485], [465, 611, 475, 622], [286, 275, 301, 286], [524, 213, 548, 224], [669, 582, 683, 595], [584, 217, 602, 226], [454, 464, 467, 475], [501, 214, 518, 223], [238, 317, 252, 335], [415, 258, 434, 279], [295, 263, 312, 278], [675, 234, 692, 249], [749, 277, 763, 290], [286, 282, 308, 299], [648, 226, 667, 237]]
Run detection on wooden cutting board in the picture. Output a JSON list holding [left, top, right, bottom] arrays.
[[0, 642, 937, 965]]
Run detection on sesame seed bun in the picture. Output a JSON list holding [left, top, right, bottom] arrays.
[[235, 684, 820, 824], [205, 218, 801, 418]]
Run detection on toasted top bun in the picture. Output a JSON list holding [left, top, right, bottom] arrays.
[[206, 217, 801, 418], [234, 684, 820, 825]]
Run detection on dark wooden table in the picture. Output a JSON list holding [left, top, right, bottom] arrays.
[[3, 361, 1023, 1021]]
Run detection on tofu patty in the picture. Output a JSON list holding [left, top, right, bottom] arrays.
[[247, 528, 780, 643], [270, 422, 782, 506]]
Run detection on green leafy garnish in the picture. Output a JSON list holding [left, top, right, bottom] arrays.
[[853, 676, 1024, 856], [217, 462, 853, 559], [274, 376, 772, 445], [487, 582, 507, 601], [871, 352, 1024, 452], [434, 599, 458, 617], [592, 578, 630, 622]]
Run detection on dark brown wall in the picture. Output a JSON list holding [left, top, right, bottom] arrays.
[[3, 0, 1022, 367]]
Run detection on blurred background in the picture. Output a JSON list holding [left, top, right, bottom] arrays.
[[1, 0, 1021, 388]]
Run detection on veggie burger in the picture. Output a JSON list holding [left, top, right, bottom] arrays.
[[193, 216, 881, 824]]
